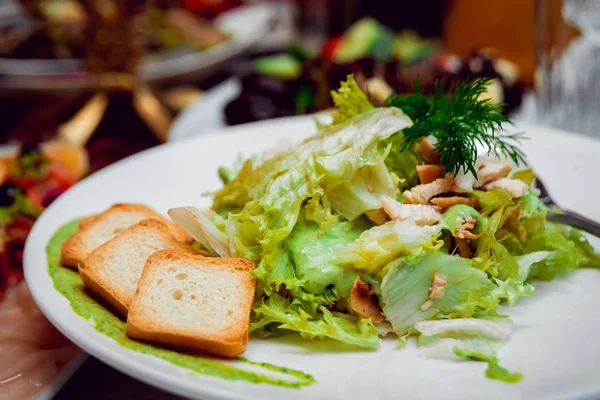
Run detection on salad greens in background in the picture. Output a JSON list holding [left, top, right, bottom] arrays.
[[225, 17, 526, 126]]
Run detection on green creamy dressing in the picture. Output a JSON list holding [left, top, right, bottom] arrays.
[[441, 204, 487, 234], [47, 220, 314, 388], [283, 214, 370, 297]]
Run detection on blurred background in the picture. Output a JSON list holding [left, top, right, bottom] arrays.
[[0, 0, 599, 396]]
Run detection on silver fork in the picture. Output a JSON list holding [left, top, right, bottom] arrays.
[[535, 177, 600, 237]]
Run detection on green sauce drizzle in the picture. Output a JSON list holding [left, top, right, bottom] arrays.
[[47, 220, 314, 389]]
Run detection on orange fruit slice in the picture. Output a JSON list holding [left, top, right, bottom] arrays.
[[41, 141, 89, 180]]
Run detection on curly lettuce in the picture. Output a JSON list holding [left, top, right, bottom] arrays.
[[330, 75, 375, 125], [469, 191, 599, 306], [251, 293, 380, 348]]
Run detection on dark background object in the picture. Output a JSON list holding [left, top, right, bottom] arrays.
[[55, 357, 184, 400], [353, 0, 444, 37]]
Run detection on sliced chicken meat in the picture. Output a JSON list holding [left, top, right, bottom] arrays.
[[475, 158, 512, 187], [382, 197, 441, 226], [416, 165, 444, 184], [452, 169, 477, 193], [483, 178, 529, 198], [402, 175, 454, 205], [365, 209, 389, 226], [416, 138, 441, 164], [349, 278, 384, 323], [429, 272, 447, 300], [453, 215, 480, 240], [430, 196, 473, 209]]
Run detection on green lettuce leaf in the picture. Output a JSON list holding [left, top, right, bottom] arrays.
[[380, 253, 500, 334], [521, 213, 600, 280], [330, 75, 375, 125], [333, 219, 443, 274], [453, 348, 522, 383], [517, 192, 549, 217], [168, 207, 231, 257], [472, 205, 525, 280], [251, 293, 380, 348], [471, 192, 598, 305], [468, 190, 512, 215], [218, 166, 238, 185], [470, 204, 536, 305], [415, 318, 521, 383], [380, 136, 421, 192], [325, 160, 399, 221], [414, 318, 512, 360], [510, 168, 536, 185], [283, 210, 372, 297]]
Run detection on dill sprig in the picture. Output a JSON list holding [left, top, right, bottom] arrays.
[[387, 78, 526, 177]]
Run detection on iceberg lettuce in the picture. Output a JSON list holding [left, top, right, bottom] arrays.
[[325, 161, 399, 221], [333, 219, 443, 274], [380, 253, 500, 334], [414, 318, 512, 360], [415, 318, 521, 383]]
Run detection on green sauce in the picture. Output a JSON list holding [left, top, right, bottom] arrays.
[[283, 214, 369, 297], [47, 220, 314, 389]]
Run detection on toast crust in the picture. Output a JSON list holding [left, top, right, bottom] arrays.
[[60, 203, 192, 269], [126, 249, 256, 358], [79, 214, 98, 228], [79, 219, 194, 316]]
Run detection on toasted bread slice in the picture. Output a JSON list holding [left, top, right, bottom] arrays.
[[126, 249, 256, 358], [79, 214, 98, 228], [79, 219, 195, 316], [61, 203, 192, 269]]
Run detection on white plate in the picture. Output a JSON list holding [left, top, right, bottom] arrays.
[[24, 117, 600, 400], [0, 4, 273, 95], [169, 77, 239, 141]]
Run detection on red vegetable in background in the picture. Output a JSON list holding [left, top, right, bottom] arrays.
[[181, 0, 243, 19], [322, 35, 342, 60]]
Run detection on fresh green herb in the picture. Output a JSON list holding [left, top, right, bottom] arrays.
[[387, 78, 526, 177]]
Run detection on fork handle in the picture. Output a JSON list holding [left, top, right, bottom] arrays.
[[547, 209, 600, 237]]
